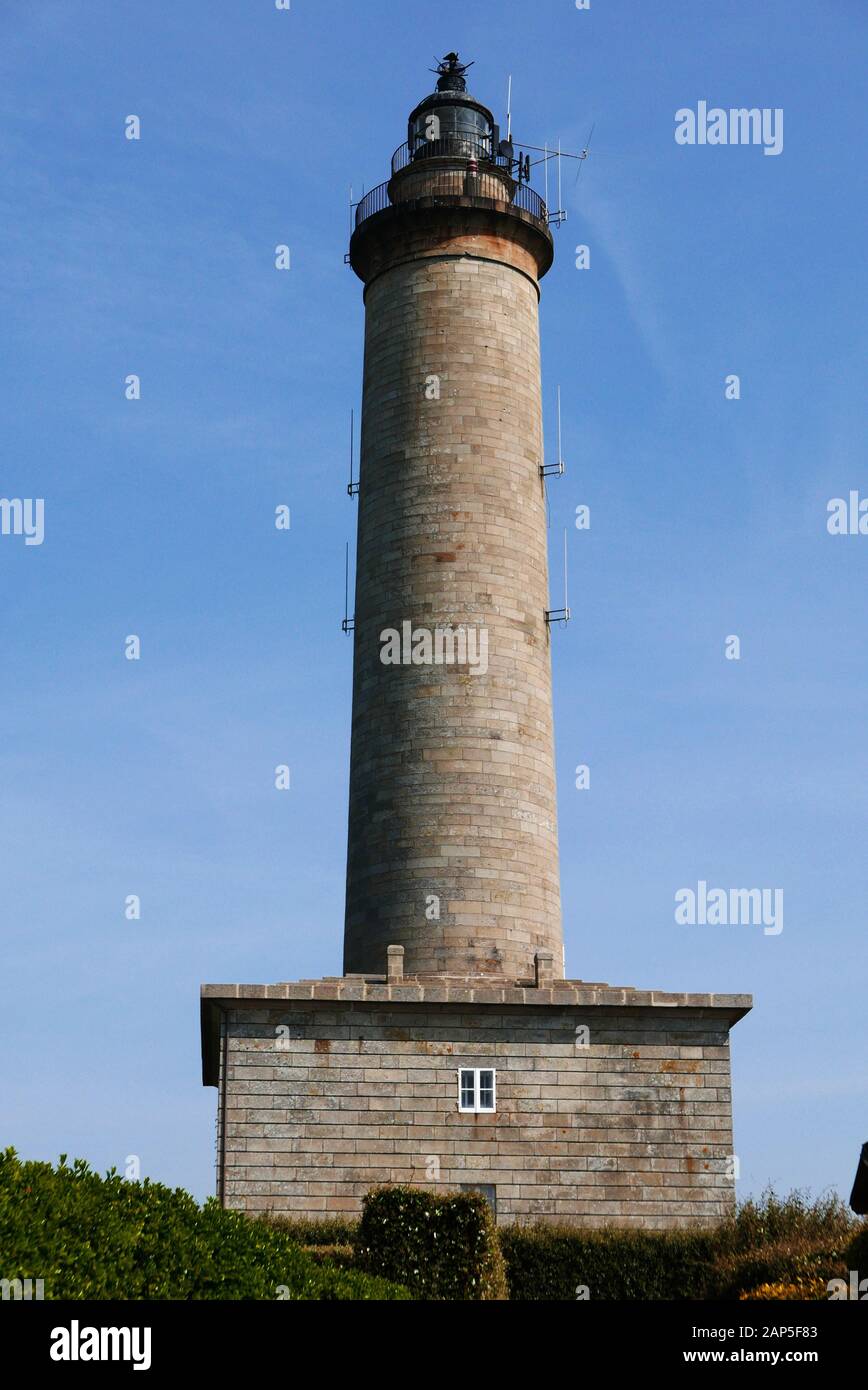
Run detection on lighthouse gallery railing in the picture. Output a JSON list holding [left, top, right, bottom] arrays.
[[354, 174, 549, 231]]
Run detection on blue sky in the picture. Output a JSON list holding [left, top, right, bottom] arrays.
[[1, 0, 865, 1204]]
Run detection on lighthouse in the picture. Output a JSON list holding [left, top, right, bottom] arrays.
[[344, 53, 562, 983], [201, 56, 751, 1228]]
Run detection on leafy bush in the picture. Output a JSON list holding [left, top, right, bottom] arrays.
[[0, 1148, 408, 1300], [300, 1244, 356, 1270], [355, 1185, 507, 1300], [500, 1225, 717, 1300], [711, 1241, 848, 1300], [263, 1215, 359, 1247], [8, 1148, 855, 1303], [707, 1189, 856, 1299], [500, 1190, 859, 1301], [716, 1187, 856, 1255]]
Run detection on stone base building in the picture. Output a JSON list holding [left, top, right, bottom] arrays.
[[201, 959, 749, 1227]]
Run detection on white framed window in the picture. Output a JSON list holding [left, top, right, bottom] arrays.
[[458, 1067, 496, 1113]]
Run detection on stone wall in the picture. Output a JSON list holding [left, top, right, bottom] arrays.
[[214, 997, 742, 1229]]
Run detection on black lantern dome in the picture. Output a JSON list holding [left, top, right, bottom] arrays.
[[406, 53, 498, 164]]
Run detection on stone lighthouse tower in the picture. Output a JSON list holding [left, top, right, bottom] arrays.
[[201, 55, 751, 1229], [344, 53, 561, 984]]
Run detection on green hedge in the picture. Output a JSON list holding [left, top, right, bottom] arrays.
[[710, 1241, 849, 1300], [263, 1215, 359, 1247], [301, 1244, 356, 1270], [0, 1149, 408, 1300], [11, 1147, 854, 1303], [355, 1186, 507, 1300], [709, 1190, 855, 1299], [500, 1190, 859, 1300], [500, 1225, 717, 1300], [718, 1189, 856, 1256]]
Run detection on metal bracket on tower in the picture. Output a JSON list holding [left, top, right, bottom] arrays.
[[540, 386, 567, 478], [545, 529, 571, 626], [342, 542, 355, 633], [347, 409, 360, 497]]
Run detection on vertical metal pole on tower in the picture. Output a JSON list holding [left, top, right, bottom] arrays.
[[558, 139, 563, 219], [349, 408, 354, 492], [564, 526, 569, 616]]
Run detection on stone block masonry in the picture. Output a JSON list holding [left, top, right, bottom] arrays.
[[346, 249, 561, 983], [202, 980, 750, 1229], [345, 221, 561, 984]]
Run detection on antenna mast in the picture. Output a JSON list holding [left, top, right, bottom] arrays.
[[347, 408, 359, 496], [564, 526, 569, 617], [540, 385, 566, 478], [342, 542, 355, 633], [545, 527, 571, 626], [557, 384, 563, 469], [558, 139, 563, 215]]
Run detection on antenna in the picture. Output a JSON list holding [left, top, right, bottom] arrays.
[[558, 384, 563, 470], [540, 385, 566, 477], [342, 542, 355, 633], [564, 526, 569, 616], [545, 528, 571, 626], [347, 408, 359, 496], [515, 135, 594, 226], [558, 139, 563, 215], [541, 140, 567, 227], [344, 185, 356, 264], [546, 139, 567, 227], [575, 123, 595, 186], [506, 74, 512, 140]]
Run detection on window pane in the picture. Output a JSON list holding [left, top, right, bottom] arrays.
[[460, 1070, 475, 1109], [479, 1070, 495, 1110]]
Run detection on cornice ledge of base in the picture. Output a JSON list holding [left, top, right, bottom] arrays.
[[200, 980, 753, 1013]]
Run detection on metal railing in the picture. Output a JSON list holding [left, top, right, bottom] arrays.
[[510, 182, 548, 222], [391, 134, 509, 175], [354, 172, 548, 231], [355, 182, 392, 226]]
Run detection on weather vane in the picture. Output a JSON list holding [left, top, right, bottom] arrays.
[[431, 52, 474, 93]]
